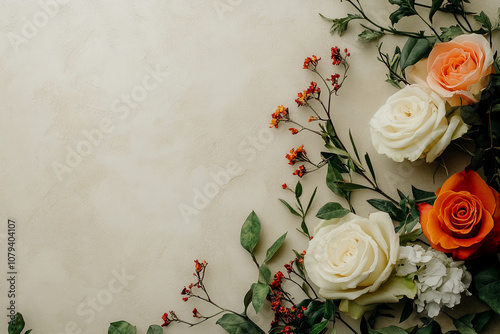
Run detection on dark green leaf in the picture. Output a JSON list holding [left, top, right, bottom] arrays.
[[324, 300, 336, 321], [264, 233, 287, 263], [306, 187, 318, 214], [358, 29, 385, 43], [279, 199, 301, 217], [295, 181, 303, 198], [400, 37, 432, 71], [399, 298, 414, 323], [472, 311, 493, 332], [440, 26, 464, 41], [415, 321, 441, 334], [301, 220, 310, 237], [365, 153, 377, 183], [240, 211, 261, 255], [108, 321, 137, 334], [310, 321, 329, 334], [322, 152, 349, 174], [367, 199, 406, 221], [399, 228, 423, 245], [258, 264, 272, 285], [474, 266, 500, 313], [216, 314, 265, 334], [389, 7, 416, 25], [316, 202, 350, 219], [305, 300, 326, 327], [24, 331, 32, 334], [8, 313, 25, 334], [429, 0, 444, 22], [474, 11, 492, 29], [146, 325, 163, 334], [453, 316, 477, 334], [326, 162, 347, 197], [349, 130, 361, 163], [369, 325, 409, 334], [337, 182, 370, 191], [252, 283, 271, 313], [243, 287, 253, 315], [461, 105, 483, 126], [412, 186, 436, 205]]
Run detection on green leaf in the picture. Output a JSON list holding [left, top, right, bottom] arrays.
[[349, 130, 361, 163], [400, 37, 432, 71], [301, 220, 310, 236], [412, 186, 436, 205], [8, 313, 25, 334], [305, 300, 326, 327], [251, 283, 271, 313], [440, 25, 464, 41], [24, 331, 32, 334], [474, 11, 492, 30], [279, 199, 301, 217], [367, 199, 405, 221], [108, 321, 137, 334], [326, 162, 346, 197], [364, 153, 377, 183], [389, 6, 416, 25], [324, 300, 336, 321], [258, 264, 272, 285], [320, 13, 363, 36], [240, 211, 261, 255], [453, 316, 477, 334], [460, 105, 483, 126], [311, 321, 329, 334], [358, 29, 385, 43], [399, 228, 423, 245], [429, 0, 444, 22], [322, 152, 349, 174], [471, 311, 494, 332], [243, 287, 253, 315], [146, 325, 163, 334], [399, 298, 414, 323], [415, 321, 441, 334], [216, 314, 265, 334], [474, 266, 500, 313], [337, 182, 370, 191], [316, 202, 350, 219], [306, 187, 318, 214], [295, 181, 303, 198], [264, 233, 287, 263]]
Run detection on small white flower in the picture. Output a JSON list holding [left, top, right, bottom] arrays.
[[396, 244, 471, 317]]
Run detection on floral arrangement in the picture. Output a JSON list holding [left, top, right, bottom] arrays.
[[8, 1, 500, 334]]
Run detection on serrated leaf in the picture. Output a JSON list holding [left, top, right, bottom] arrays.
[[320, 13, 363, 36], [310, 321, 329, 334], [258, 264, 272, 284], [8, 313, 25, 334], [108, 321, 137, 334], [400, 37, 432, 71], [358, 29, 385, 43], [264, 233, 287, 263], [440, 25, 464, 41], [279, 199, 301, 217], [216, 314, 265, 334], [316, 202, 350, 219], [474, 11, 492, 30], [240, 211, 261, 255], [429, 0, 444, 22], [146, 325, 163, 334], [252, 283, 271, 313], [390, 7, 416, 25]]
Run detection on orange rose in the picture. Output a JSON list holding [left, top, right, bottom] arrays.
[[408, 34, 494, 106], [419, 169, 500, 260]]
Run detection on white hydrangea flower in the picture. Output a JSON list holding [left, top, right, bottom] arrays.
[[395, 244, 472, 317]]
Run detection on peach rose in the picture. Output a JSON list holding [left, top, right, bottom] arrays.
[[408, 34, 494, 106], [419, 169, 500, 260]]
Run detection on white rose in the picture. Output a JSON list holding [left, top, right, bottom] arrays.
[[369, 85, 468, 163], [304, 212, 400, 302]]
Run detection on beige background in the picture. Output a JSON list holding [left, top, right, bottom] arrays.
[[1, 0, 498, 333]]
